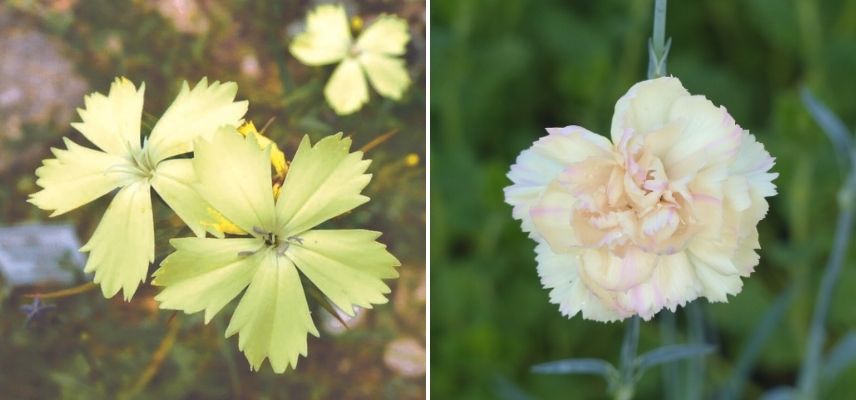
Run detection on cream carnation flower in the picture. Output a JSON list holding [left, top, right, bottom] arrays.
[[505, 77, 777, 322]]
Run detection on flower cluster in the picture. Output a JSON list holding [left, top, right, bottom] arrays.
[[30, 76, 399, 372], [505, 77, 777, 321]]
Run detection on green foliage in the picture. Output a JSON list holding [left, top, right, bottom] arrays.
[[431, 0, 856, 398]]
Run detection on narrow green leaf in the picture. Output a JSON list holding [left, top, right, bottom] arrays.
[[822, 331, 856, 383], [492, 375, 534, 400], [760, 387, 795, 400], [800, 87, 855, 170], [531, 358, 616, 377], [302, 274, 349, 330], [635, 344, 715, 372]]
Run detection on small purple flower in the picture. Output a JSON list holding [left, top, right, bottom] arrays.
[[20, 297, 56, 327]]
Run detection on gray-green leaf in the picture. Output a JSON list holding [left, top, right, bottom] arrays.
[[531, 358, 616, 377], [800, 87, 855, 170], [635, 344, 716, 372], [822, 331, 856, 383]]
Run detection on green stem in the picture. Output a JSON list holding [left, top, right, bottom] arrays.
[[660, 312, 680, 400], [647, 0, 670, 79], [652, 0, 667, 53], [616, 316, 641, 400], [686, 303, 705, 400]]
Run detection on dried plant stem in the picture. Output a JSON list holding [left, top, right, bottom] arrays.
[[120, 317, 182, 399], [214, 315, 241, 398], [359, 129, 400, 153], [23, 281, 97, 299]]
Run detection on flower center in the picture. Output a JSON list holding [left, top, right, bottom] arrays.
[[348, 44, 362, 58], [241, 226, 304, 258], [132, 148, 157, 178], [563, 138, 695, 256]]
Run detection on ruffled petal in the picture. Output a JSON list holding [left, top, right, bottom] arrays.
[[225, 252, 319, 373], [730, 130, 778, 198], [662, 98, 742, 176], [81, 182, 154, 300], [153, 237, 263, 323], [71, 77, 144, 157], [505, 126, 612, 235], [610, 76, 689, 144], [275, 134, 371, 236], [146, 78, 248, 163], [30, 138, 137, 216], [614, 257, 696, 320], [285, 229, 399, 316], [580, 248, 658, 293], [692, 260, 744, 302], [529, 180, 583, 250], [534, 242, 623, 322], [649, 251, 701, 309]]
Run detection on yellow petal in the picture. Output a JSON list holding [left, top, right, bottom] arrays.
[[324, 58, 369, 115], [30, 138, 137, 216], [286, 229, 400, 315], [355, 14, 409, 56], [151, 159, 223, 238], [153, 237, 263, 323], [289, 4, 351, 66], [201, 207, 248, 236], [238, 121, 288, 179], [146, 78, 248, 163], [192, 127, 277, 234], [359, 53, 410, 100], [225, 252, 319, 373], [81, 182, 154, 300], [71, 77, 145, 157], [275, 134, 371, 236]]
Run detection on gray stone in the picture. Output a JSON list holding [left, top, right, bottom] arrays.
[[0, 224, 86, 288]]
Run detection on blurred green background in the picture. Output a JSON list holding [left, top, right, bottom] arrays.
[[431, 0, 856, 398], [0, 0, 424, 399]]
